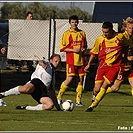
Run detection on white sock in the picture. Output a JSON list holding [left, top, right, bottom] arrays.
[[4, 86, 20, 96], [25, 104, 43, 110]]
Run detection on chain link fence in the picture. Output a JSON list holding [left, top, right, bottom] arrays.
[[7, 19, 118, 61], [1, 19, 118, 69]]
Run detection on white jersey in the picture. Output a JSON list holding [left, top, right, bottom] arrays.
[[31, 59, 53, 88]]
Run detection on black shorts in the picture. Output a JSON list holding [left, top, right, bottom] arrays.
[[30, 78, 49, 103]]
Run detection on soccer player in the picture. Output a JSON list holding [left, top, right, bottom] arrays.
[[106, 17, 133, 96], [0, 54, 62, 111], [0, 40, 7, 106], [84, 22, 125, 112], [57, 15, 87, 106]]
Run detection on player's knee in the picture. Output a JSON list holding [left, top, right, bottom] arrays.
[[47, 102, 54, 110], [19, 85, 34, 93], [42, 102, 54, 110], [94, 88, 100, 93], [65, 77, 73, 83]]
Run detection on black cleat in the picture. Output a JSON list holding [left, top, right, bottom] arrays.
[[0, 93, 5, 99], [85, 107, 93, 112], [16, 105, 27, 110]]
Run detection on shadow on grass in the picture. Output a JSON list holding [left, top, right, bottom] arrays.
[[111, 91, 131, 96]]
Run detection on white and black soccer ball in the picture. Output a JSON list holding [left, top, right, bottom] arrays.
[[62, 100, 74, 111]]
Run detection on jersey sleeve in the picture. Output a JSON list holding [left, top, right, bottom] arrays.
[[60, 31, 70, 52], [89, 36, 102, 55]]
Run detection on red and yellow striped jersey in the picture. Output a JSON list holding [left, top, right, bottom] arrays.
[[121, 31, 133, 71], [60, 28, 87, 66], [89, 32, 124, 67]]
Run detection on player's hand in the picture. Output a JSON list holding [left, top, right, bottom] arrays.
[[81, 48, 85, 52], [127, 56, 133, 61], [84, 64, 90, 72], [38, 60, 47, 69], [74, 48, 81, 53], [1, 47, 6, 54]]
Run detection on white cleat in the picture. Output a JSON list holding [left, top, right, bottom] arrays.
[[0, 99, 7, 106], [58, 99, 63, 105]]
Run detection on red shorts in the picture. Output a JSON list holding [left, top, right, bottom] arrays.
[[95, 64, 120, 84], [66, 64, 86, 77], [116, 67, 133, 81]]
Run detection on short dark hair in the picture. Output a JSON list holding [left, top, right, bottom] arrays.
[[26, 11, 33, 17], [69, 15, 79, 24], [102, 21, 113, 30], [50, 54, 61, 61]]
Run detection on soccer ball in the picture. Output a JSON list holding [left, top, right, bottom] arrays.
[[62, 100, 74, 111]]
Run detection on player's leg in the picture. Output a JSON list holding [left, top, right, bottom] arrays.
[[86, 66, 120, 112], [106, 80, 123, 93], [75, 65, 86, 106], [128, 69, 133, 96], [18, 97, 54, 110], [90, 64, 104, 102], [0, 82, 34, 98], [106, 67, 125, 93], [128, 78, 133, 96], [90, 80, 109, 108], [76, 75, 84, 106], [57, 76, 73, 104], [57, 64, 74, 104], [16, 79, 54, 110], [91, 81, 103, 102]]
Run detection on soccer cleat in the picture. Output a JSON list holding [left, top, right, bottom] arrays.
[[57, 99, 63, 105], [16, 105, 27, 110], [0, 99, 7, 106], [85, 107, 93, 112], [76, 102, 83, 107], [0, 93, 5, 99]]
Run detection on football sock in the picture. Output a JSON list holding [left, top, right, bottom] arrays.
[[4, 86, 20, 96], [106, 87, 113, 93], [131, 89, 133, 96], [26, 104, 43, 110], [57, 82, 68, 100], [89, 87, 106, 108], [76, 85, 83, 103]]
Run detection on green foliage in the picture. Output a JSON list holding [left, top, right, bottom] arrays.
[[1, 2, 25, 19], [0, 2, 92, 21], [0, 84, 132, 131]]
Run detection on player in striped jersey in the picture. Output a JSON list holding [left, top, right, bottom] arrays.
[[84, 22, 126, 112], [106, 17, 133, 96], [57, 15, 87, 106]]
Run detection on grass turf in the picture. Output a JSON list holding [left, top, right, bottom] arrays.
[[0, 84, 133, 131]]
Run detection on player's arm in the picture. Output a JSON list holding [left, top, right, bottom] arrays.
[[38, 59, 47, 69], [48, 87, 62, 111], [63, 48, 81, 53], [60, 32, 81, 53], [84, 54, 96, 72]]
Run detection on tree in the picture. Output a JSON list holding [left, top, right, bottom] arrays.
[[1, 2, 25, 19], [0, 2, 92, 21], [55, 7, 92, 21]]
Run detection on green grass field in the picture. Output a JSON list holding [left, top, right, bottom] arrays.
[[0, 83, 133, 132]]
